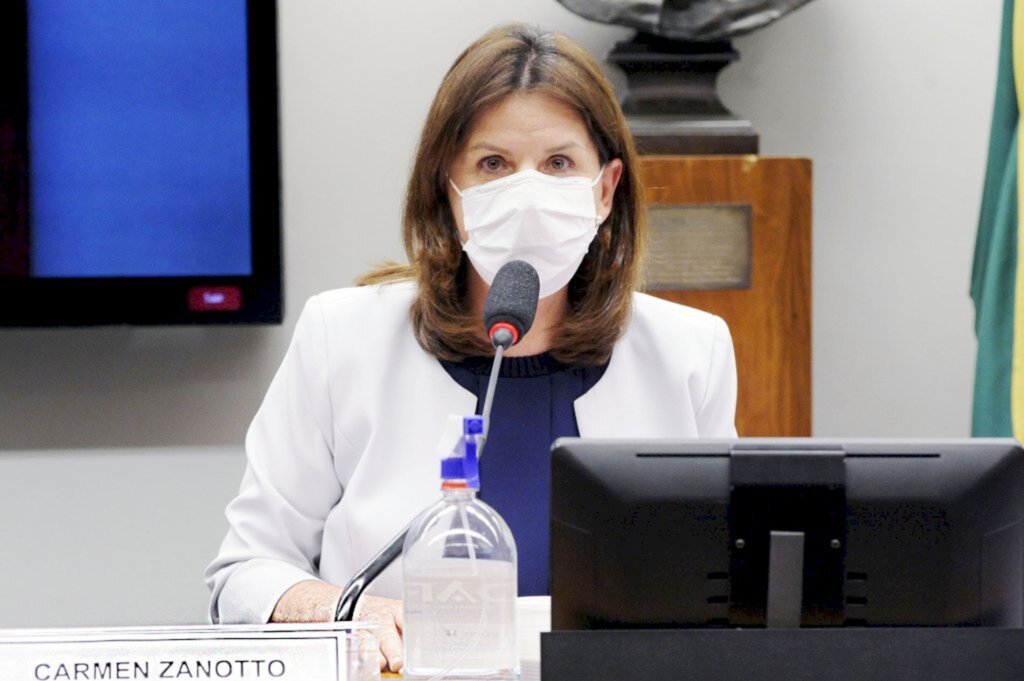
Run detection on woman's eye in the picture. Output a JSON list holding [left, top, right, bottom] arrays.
[[548, 156, 573, 172], [480, 156, 505, 172]]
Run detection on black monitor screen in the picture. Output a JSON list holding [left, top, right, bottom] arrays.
[[0, 0, 281, 325], [551, 438, 1024, 629]]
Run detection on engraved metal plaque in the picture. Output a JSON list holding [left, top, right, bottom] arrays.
[[644, 204, 752, 291]]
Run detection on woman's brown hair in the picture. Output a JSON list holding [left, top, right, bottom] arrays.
[[359, 23, 646, 365]]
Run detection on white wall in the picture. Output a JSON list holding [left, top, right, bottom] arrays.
[[0, 447, 241, 628], [0, 0, 1002, 626]]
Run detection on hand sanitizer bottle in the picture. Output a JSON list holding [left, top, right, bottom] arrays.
[[402, 416, 519, 680]]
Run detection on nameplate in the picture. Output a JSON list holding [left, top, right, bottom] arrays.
[[0, 623, 372, 681]]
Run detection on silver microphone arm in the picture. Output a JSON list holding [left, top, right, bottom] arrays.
[[335, 523, 411, 621]]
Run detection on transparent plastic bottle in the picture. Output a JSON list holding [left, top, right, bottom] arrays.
[[403, 416, 519, 681]]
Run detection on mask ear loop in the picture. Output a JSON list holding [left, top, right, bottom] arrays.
[[447, 177, 471, 248], [592, 165, 608, 225], [448, 177, 465, 197]]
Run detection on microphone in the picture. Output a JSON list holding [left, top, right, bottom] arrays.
[[483, 260, 540, 350], [480, 260, 540, 442]]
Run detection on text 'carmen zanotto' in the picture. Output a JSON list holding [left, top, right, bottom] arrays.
[[33, 659, 287, 680]]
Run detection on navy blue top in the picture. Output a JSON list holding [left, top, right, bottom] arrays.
[[440, 353, 607, 596]]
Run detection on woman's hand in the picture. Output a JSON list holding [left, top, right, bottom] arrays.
[[354, 594, 405, 673], [270, 579, 342, 622]]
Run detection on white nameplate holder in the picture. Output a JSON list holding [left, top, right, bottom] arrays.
[[0, 622, 376, 681]]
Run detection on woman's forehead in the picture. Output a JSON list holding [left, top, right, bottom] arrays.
[[461, 92, 596, 155]]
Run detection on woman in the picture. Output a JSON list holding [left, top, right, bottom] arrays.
[[205, 23, 737, 673]]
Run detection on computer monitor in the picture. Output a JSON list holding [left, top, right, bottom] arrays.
[[550, 438, 1024, 629]]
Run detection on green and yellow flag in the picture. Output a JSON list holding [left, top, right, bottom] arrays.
[[972, 0, 1023, 436]]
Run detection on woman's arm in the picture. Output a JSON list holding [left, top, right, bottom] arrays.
[[269, 579, 342, 622], [206, 295, 407, 672], [205, 295, 344, 623]]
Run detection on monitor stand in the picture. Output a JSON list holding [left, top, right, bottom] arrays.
[[766, 530, 805, 629]]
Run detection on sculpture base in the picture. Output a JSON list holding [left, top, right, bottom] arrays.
[[628, 114, 758, 155], [640, 156, 811, 436], [610, 33, 759, 155]]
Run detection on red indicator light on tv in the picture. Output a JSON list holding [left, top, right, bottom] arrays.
[[189, 286, 242, 312]]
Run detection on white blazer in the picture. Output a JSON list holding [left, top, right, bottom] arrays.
[[205, 282, 737, 623]]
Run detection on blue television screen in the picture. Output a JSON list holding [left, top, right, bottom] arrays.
[[0, 0, 281, 325]]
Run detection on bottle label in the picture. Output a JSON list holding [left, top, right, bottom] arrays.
[[404, 560, 517, 672]]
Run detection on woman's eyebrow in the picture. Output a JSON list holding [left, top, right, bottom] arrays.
[[466, 142, 513, 155], [465, 141, 588, 155], [544, 142, 587, 154]]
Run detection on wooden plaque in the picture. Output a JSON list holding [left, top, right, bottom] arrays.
[[640, 156, 812, 436]]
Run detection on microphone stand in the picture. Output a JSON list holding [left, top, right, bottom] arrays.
[[336, 340, 510, 622], [335, 523, 411, 621], [335, 261, 534, 622], [481, 340, 507, 440]]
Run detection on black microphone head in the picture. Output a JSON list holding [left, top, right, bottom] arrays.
[[483, 260, 540, 349]]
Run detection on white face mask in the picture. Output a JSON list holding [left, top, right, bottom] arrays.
[[451, 168, 604, 299]]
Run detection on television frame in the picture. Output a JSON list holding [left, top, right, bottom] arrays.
[[0, 0, 282, 326]]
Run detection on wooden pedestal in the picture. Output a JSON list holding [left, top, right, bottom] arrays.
[[639, 156, 812, 436]]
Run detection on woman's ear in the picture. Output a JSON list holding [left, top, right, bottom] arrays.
[[597, 158, 624, 223]]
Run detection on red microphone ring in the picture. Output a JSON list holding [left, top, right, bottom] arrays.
[[489, 322, 520, 346]]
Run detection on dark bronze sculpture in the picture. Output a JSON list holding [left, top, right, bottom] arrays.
[[557, 0, 816, 41], [558, 0, 820, 153]]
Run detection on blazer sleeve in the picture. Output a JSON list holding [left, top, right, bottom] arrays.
[[695, 315, 739, 437], [204, 295, 351, 623]]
